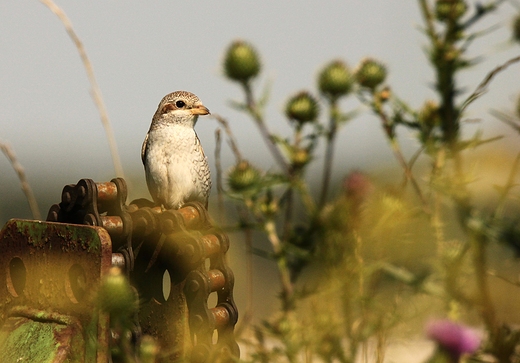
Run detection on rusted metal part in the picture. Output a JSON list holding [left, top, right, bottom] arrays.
[[0, 313, 84, 363], [101, 216, 124, 235], [47, 178, 129, 240], [127, 200, 239, 362], [212, 306, 230, 328], [2, 177, 239, 363], [48, 178, 134, 271], [201, 234, 222, 257], [207, 269, 226, 291], [95, 181, 119, 202], [0, 219, 112, 362]]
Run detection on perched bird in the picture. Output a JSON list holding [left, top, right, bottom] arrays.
[[141, 91, 211, 210]]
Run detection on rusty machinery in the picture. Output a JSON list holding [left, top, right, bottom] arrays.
[[0, 178, 239, 362]]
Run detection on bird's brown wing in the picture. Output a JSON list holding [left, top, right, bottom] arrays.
[[141, 133, 149, 165]]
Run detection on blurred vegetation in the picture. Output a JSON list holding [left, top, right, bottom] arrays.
[[216, 1, 520, 362], [2, 0, 520, 362]]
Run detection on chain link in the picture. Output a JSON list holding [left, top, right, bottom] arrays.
[[47, 178, 239, 362]]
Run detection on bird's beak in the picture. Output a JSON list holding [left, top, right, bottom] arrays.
[[190, 105, 210, 116]]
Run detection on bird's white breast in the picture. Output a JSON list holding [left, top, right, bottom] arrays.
[[144, 123, 209, 209]]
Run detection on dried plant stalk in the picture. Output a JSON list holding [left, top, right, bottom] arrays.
[[40, 0, 124, 177], [0, 142, 41, 220]]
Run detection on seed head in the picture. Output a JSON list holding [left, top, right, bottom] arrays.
[[285, 91, 319, 125], [355, 58, 387, 90], [224, 40, 261, 83], [435, 0, 468, 22], [318, 60, 353, 101], [291, 148, 311, 168], [419, 100, 441, 128], [227, 160, 261, 192]]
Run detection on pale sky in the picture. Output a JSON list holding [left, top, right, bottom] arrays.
[[1, 1, 519, 221]]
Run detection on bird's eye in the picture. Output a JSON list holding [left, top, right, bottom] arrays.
[[175, 100, 186, 108]]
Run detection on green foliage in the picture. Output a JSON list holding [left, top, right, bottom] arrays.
[[216, 1, 520, 362]]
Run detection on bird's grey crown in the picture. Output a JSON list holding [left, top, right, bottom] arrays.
[[160, 90, 201, 105]]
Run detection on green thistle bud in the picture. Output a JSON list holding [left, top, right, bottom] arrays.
[[514, 15, 520, 44], [224, 40, 261, 83], [291, 148, 311, 168], [227, 160, 261, 192], [419, 100, 441, 128], [285, 91, 319, 125], [318, 60, 353, 101], [355, 58, 387, 90], [98, 267, 138, 317], [435, 0, 467, 22]]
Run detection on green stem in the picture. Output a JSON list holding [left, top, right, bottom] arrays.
[[374, 102, 430, 213], [319, 100, 339, 207], [282, 127, 303, 241], [471, 233, 498, 336], [418, 0, 440, 47], [242, 82, 289, 174], [264, 219, 294, 311]]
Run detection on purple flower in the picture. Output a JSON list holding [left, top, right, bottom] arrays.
[[342, 171, 373, 202], [426, 319, 481, 359]]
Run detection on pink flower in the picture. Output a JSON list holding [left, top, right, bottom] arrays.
[[342, 171, 373, 202], [426, 319, 481, 358]]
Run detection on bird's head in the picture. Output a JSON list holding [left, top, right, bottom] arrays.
[[151, 90, 210, 127]]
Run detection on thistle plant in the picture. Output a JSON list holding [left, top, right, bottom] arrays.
[[217, 1, 520, 362]]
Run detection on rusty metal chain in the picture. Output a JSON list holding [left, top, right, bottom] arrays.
[[47, 178, 239, 362]]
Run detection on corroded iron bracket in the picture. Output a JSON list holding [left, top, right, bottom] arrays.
[[0, 219, 112, 362], [0, 178, 239, 363]]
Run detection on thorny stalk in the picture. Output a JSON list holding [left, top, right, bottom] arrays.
[[374, 103, 430, 213], [462, 0, 506, 29], [471, 232, 498, 336], [264, 218, 294, 311], [295, 180, 317, 215], [212, 113, 243, 162], [243, 195, 294, 311], [241, 82, 289, 174], [431, 147, 447, 256], [418, 0, 439, 47], [234, 207, 255, 337], [319, 100, 339, 207], [282, 126, 304, 240], [40, 0, 124, 178], [215, 129, 225, 213], [419, 0, 508, 345], [0, 142, 41, 220], [492, 152, 520, 220], [460, 56, 520, 115]]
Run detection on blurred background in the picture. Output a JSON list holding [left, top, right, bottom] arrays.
[[1, 0, 520, 333]]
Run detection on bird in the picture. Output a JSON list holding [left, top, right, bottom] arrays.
[[141, 91, 211, 210]]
